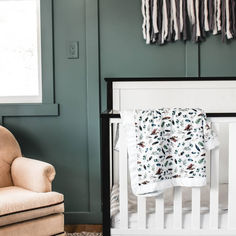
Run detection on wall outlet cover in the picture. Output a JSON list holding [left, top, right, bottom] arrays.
[[67, 41, 79, 59]]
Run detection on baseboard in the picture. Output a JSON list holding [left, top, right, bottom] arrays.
[[65, 224, 102, 233], [64, 212, 102, 225]]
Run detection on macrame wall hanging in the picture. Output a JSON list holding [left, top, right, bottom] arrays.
[[142, 0, 236, 45]]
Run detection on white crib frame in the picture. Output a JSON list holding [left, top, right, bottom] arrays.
[[101, 78, 236, 236], [110, 118, 236, 236]]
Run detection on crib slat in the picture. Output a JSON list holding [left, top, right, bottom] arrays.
[[209, 123, 220, 229], [155, 194, 164, 229], [228, 123, 236, 229], [191, 188, 201, 229], [119, 125, 128, 229], [138, 196, 146, 229], [173, 187, 182, 229]]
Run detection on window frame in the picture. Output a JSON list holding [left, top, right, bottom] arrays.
[[0, 0, 58, 117]]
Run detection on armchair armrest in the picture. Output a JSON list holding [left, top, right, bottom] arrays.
[[11, 157, 56, 193]]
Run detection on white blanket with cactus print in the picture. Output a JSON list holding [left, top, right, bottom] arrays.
[[121, 108, 219, 197]]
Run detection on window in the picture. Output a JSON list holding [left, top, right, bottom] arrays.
[[0, 0, 42, 103]]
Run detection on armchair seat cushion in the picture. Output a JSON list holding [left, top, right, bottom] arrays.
[[0, 186, 64, 227], [0, 214, 65, 236]]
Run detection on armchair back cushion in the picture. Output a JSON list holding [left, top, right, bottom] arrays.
[[0, 126, 21, 187]]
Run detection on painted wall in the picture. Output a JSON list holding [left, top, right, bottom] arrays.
[[2, 0, 236, 225], [4, 0, 101, 224], [99, 0, 236, 109]]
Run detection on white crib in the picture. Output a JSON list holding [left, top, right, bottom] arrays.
[[101, 78, 236, 236]]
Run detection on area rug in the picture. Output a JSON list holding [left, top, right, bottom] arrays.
[[66, 233, 102, 236]]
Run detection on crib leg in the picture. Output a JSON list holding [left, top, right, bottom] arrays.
[[228, 123, 236, 229], [101, 117, 111, 236]]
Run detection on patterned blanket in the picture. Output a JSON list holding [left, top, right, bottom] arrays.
[[121, 108, 219, 197]]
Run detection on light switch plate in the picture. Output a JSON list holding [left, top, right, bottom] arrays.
[[67, 41, 79, 59]]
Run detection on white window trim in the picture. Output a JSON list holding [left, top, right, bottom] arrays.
[[36, 0, 43, 104]]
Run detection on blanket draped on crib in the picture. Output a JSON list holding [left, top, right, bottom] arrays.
[[121, 108, 219, 197]]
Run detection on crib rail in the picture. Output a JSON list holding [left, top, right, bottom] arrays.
[[155, 193, 164, 229], [209, 124, 220, 229], [119, 126, 128, 228], [102, 115, 236, 235]]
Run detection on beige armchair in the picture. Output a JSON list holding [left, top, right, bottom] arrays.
[[0, 126, 65, 236]]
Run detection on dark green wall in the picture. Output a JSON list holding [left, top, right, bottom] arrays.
[[4, 0, 101, 224], [99, 0, 236, 109], [3, 0, 236, 225]]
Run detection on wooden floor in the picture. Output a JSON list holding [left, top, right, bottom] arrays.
[[65, 224, 102, 233]]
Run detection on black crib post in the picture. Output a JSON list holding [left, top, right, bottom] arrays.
[[101, 115, 111, 236]]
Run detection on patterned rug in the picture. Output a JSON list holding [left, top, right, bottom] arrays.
[[66, 233, 102, 236]]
